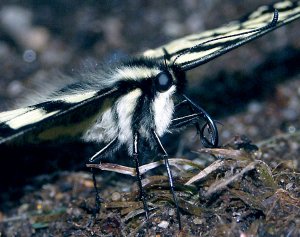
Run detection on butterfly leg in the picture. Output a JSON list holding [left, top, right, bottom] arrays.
[[171, 113, 200, 128], [87, 136, 118, 225], [133, 132, 150, 220], [91, 167, 101, 215], [89, 136, 118, 162], [152, 130, 182, 230]]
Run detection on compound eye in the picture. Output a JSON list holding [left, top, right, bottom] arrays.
[[155, 72, 173, 92]]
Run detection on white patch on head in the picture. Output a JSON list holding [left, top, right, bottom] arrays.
[[115, 66, 161, 81], [54, 91, 97, 103], [5, 109, 59, 130], [152, 85, 175, 136]]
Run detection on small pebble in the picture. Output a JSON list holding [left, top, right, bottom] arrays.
[[286, 182, 294, 191], [0, 6, 49, 51], [67, 207, 82, 217], [163, 21, 183, 37], [288, 125, 296, 134], [23, 49, 36, 62], [7, 80, 23, 96], [158, 220, 169, 229], [193, 217, 204, 225], [111, 192, 121, 201], [168, 209, 175, 216], [0, 6, 31, 32]]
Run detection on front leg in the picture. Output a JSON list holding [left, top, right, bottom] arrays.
[[133, 132, 149, 220]]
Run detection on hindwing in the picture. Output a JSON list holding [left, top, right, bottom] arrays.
[[0, 88, 117, 145]]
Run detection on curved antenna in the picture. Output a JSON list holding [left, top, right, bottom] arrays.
[[172, 9, 279, 67], [162, 47, 171, 71]]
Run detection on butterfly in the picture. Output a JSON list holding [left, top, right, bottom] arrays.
[[0, 0, 299, 229]]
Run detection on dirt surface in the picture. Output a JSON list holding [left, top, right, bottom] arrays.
[[0, 1, 300, 236]]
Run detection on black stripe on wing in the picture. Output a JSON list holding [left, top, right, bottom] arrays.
[[0, 88, 117, 145], [143, 1, 300, 71]]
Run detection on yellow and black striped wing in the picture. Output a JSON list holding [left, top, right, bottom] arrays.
[[143, 1, 300, 71], [0, 88, 116, 145]]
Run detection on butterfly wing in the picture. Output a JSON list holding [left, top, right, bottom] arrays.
[[0, 88, 117, 145], [1, 1, 299, 146], [143, 1, 300, 71]]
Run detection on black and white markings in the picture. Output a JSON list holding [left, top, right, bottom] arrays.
[[0, 59, 186, 147], [0, 0, 299, 230]]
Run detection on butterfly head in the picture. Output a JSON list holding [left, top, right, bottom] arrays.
[[117, 57, 186, 99], [122, 57, 186, 137]]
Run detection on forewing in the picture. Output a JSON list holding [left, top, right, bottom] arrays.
[[143, 1, 300, 71], [0, 88, 117, 145]]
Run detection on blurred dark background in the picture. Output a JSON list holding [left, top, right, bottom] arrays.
[[0, 0, 299, 210]]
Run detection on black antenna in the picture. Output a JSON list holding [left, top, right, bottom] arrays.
[[172, 9, 279, 66], [162, 47, 171, 71]]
